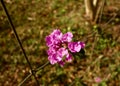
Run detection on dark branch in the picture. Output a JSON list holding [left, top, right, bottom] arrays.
[[0, 0, 39, 85]]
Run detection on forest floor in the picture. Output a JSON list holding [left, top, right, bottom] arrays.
[[0, 0, 120, 86]]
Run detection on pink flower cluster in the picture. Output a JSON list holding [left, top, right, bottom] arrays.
[[45, 29, 85, 66]]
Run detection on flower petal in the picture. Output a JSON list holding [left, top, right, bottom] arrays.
[[62, 32, 73, 42], [58, 61, 65, 67], [68, 42, 81, 53], [45, 36, 53, 47], [66, 53, 72, 62], [57, 48, 68, 57], [48, 54, 57, 64], [79, 42, 85, 48]]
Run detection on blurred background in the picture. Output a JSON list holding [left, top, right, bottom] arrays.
[[0, 0, 120, 86]]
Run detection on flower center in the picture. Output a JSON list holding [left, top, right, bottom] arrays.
[[62, 43, 67, 49]]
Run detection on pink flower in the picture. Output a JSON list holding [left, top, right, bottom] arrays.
[[45, 29, 85, 66], [94, 77, 102, 83]]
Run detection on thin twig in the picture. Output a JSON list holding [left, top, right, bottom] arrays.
[[104, 13, 117, 26], [18, 73, 32, 86], [18, 61, 50, 86], [94, 0, 102, 23], [35, 61, 50, 72], [98, 0, 106, 23], [0, 0, 39, 85]]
